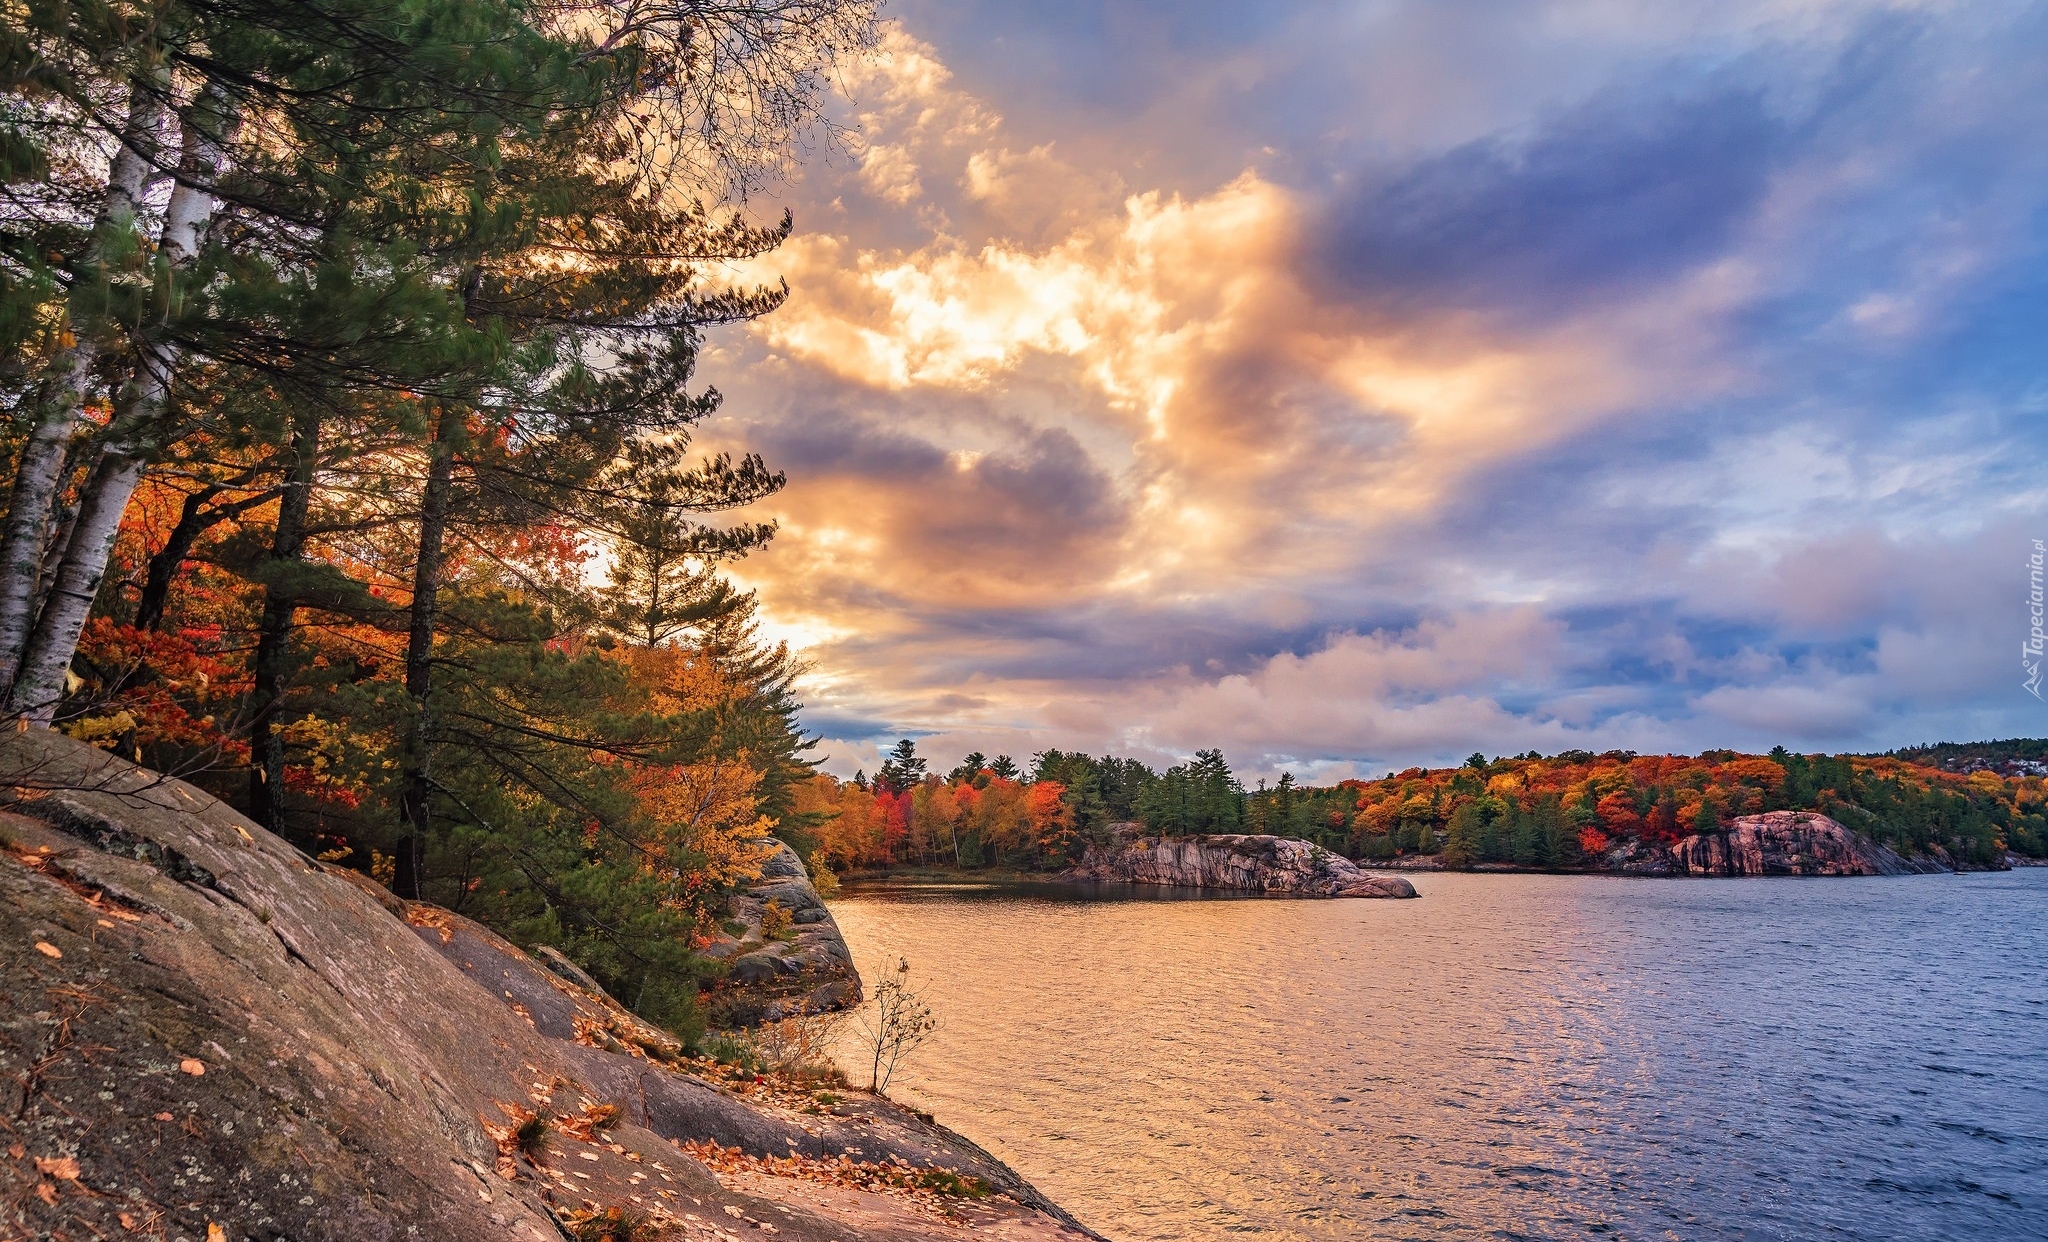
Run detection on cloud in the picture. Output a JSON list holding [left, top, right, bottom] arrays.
[[688, 8, 2048, 779], [1316, 84, 1784, 317]]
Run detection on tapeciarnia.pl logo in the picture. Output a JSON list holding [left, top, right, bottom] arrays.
[[2028, 539, 2045, 700]]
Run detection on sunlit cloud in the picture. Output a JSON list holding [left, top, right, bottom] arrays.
[[697, 5, 2048, 778]]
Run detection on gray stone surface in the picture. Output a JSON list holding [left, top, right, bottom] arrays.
[[0, 730, 1092, 1241], [1064, 829, 1419, 897], [702, 838, 864, 1025], [1667, 810, 1949, 877]]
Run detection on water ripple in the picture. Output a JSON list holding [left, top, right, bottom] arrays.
[[831, 870, 2048, 1241]]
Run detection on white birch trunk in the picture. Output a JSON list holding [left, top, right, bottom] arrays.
[[8, 81, 237, 724], [0, 78, 167, 703]]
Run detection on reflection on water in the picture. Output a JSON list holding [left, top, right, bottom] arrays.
[[830, 870, 2048, 1241]]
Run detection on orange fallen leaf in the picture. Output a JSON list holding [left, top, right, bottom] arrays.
[[36, 1181, 57, 1205], [179, 1058, 205, 1076], [153, 1112, 174, 1122], [34, 1155, 80, 1180], [119, 1212, 139, 1231], [207, 1223, 226, 1242], [34, 941, 61, 959]]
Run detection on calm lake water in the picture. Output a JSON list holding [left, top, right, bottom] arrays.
[[829, 870, 2048, 1242]]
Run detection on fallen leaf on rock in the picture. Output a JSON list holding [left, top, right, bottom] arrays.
[[119, 1212, 138, 1230], [404, 906, 456, 944], [207, 1222, 226, 1242], [34, 941, 61, 958], [558, 1101, 622, 1140], [85, 890, 141, 922], [7, 1142, 22, 1158], [681, 1140, 992, 1219], [34, 1155, 80, 1179], [153, 1112, 174, 1122], [180, 1058, 206, 1076], [481, 1102, 540, 1179], [36, 1182, 57, 1205]]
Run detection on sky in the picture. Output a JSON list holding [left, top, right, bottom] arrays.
[[693, 0, 2048, 783]]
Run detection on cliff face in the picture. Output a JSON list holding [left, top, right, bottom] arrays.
[[1662, 810, 1947, 877], [0, 730, 1095, 1242], [701, 840, 862, 1026], [1064, 831, 1418, 897]]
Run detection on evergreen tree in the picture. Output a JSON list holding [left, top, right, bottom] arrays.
[[875, 738, 925, 794], [1511, 804, 1549, 866], [1442, 800, 1482, 869]]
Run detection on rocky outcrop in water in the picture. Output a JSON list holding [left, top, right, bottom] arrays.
[[0, 730, 1096, 1242], [1664, 810, 1948, 877], [701, 839, 862, 1025], [1064, 829, 1417, 897]]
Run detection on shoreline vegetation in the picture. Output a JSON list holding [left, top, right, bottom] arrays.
[[791, 739, 2046, 888]]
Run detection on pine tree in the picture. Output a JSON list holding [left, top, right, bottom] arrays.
[[1442, 800, 1482, 869], [1511, 805, 1549, 866], [875, 739, 926, 795]]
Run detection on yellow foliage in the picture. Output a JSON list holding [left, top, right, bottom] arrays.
[[629, 752, 776, 892], [62, 711, 139, 746], [616, 643, 778, 896]]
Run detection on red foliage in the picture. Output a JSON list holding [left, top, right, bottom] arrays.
[[1594, 791, 1642, 836], [69, 619, 249, 762]]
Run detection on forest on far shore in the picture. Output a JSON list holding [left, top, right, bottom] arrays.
[[792, 740, 2044, 876]]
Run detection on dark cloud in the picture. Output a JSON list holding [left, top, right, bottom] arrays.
[[1315, 84, 1782, 316], [795, 711, 899, 741]]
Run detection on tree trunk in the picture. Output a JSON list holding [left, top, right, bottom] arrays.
[[11, 451, 150, 723], [249, 407, 319, 839], [6, 80, 239, 724], [0, 78, 166, 704], [134, 484, 222, 631], [394, 401, 466, 899]]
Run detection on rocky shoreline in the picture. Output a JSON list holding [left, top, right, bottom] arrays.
[[1061, 829, 1418, 897], [0, 730, 1099, 1242], [702, 839, 863, 1026], [1357, 810, 1995, 877]]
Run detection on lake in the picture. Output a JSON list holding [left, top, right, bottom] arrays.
[[829, 869, 2048, 1241]]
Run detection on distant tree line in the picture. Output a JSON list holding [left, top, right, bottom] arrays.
[[795, 741, 2044, 874]]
